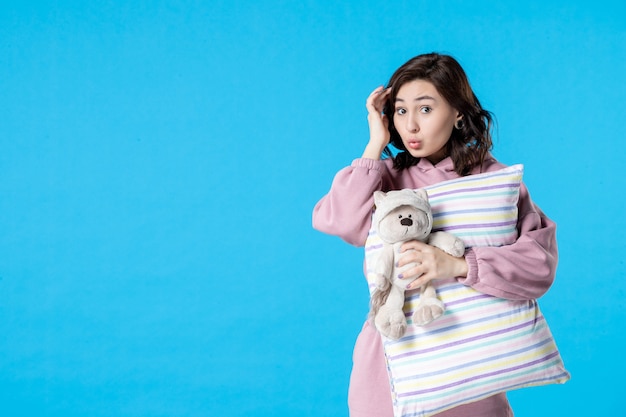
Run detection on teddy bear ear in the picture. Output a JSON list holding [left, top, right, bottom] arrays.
[[414, 188, 429, 201], [373, 191, 386, 205]]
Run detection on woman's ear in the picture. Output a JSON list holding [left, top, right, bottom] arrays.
[[454, 113, 465, 130]]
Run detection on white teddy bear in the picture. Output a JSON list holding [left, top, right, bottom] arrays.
[[369, 189, 465, 340]]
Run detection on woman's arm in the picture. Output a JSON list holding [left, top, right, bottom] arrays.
[[312, 87, 393, 246], [397, 182, 557, 301], [312, 159, 384, 246]]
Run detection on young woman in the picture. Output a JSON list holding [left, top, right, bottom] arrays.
[[312, 53, 557, 417]]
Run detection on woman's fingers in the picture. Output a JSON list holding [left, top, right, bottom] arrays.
[[406, 274, 430, 290], [397, 241, 467, 289], [397, 241, 429, 267], [396, 242, 437, 287], [366, 86, 390, 113]]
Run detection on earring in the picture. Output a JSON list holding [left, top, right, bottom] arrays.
[[454, 119, 464, 130]]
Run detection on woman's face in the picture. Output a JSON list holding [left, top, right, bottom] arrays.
[[392, 79, 461, 164]]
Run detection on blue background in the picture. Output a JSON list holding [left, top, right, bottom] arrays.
[[1, 1, 624, 416]]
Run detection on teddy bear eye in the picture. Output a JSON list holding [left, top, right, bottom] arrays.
[[398, 214, 403, 219]]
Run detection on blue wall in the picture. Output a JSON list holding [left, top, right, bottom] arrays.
[[1, 1, 624, 416]]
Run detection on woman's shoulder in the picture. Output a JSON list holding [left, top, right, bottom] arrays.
[[477, 154, 509, 173]]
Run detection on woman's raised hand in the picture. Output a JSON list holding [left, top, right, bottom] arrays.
[[362, 86, 391, 160]]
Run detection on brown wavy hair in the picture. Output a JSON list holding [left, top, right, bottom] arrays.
[[383, 53, 494, 176]]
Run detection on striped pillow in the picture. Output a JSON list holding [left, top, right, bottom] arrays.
[[364, 164, 570, 417]]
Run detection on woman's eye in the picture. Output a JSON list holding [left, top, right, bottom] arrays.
[[395, 108, 406, 115], [420, 106, 432, 114]]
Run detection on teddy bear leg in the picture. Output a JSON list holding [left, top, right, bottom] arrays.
[[375, 306, 407, 340], [412, 283, 445, 326], [374, 285, 407, 340]]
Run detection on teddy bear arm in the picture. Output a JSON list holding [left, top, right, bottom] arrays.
[[427, 231, 465, 258], [372, 246, 395, 287]]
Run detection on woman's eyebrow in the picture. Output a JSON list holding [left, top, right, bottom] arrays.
[[395, 95, 436, 103]]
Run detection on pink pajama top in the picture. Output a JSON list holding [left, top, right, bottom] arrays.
[[312, 155, 558, 417]]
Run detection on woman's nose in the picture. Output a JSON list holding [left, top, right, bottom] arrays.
[[406, 115, 419, 132]]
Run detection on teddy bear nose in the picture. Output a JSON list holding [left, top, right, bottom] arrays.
[[400, 218, 413, 226]]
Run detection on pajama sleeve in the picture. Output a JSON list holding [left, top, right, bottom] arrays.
[[312, 158, 387, 246], [459, 183, 558, 301]]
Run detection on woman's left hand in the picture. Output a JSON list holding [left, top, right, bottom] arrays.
[[397, 240, 468, 290]]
